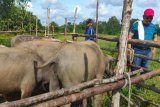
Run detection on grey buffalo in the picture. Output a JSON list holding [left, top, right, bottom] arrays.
[[11, 35, 55, 47], [13, 39, 62, 92], [38, 41, 114, 107], [0, 47, 56, 101], [14, 39, 114, 106]]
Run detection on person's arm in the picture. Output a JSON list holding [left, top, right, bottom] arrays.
[[151, 34, 158, 58], [127, 32, 134, 64], [128, 32, 134, 48]]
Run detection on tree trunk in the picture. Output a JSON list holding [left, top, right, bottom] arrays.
[[112, 0, 133, 107]]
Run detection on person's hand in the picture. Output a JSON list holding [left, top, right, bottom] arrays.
[[127, 48, 134, 63], [151, 48, 156, 58]]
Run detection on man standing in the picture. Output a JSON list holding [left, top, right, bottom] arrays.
[[128, 8, 158, 71], [84, 18, 95, 41]]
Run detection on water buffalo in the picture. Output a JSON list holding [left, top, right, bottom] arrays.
[[11, 35, 57, 47], [14, 39, 62, 62], [0, 47, 57, 101], [13, 39, 62, 92], [14, 39, 114, 106], [38, 41, 114, 107]]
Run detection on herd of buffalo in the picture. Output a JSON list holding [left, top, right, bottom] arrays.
[[0, 35, 114, 106]]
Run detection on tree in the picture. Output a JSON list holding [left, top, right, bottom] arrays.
[[50, 21, 59, 33], [67, 22, 73, 33], [0, 0, 15, 19], [105, 16, 121, 35], [155, 24, 160, 35], [0, 0, 30, 19], [130, 18, 139, 27], [75, 21, 86, 33], [98, 21, 107, 34]]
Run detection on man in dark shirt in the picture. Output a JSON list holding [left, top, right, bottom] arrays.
[[128, 8, 157, 71]]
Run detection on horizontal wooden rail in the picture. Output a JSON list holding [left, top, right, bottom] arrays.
[[127, 64, 151, 72], [2, 68, 160, 107], [0, 69, 143, 107], [101, 47, 160, 63], [132, 93, 160, 107], [32, 68, 160, 107], [72, 34, 160, 48], [137, 82, 160, 94]]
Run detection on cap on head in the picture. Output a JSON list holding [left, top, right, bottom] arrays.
[[144, 8, 154, 16], [86, 18, 93, 25]]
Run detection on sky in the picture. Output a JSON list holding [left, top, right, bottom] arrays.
[[26, 0, 160, 26]]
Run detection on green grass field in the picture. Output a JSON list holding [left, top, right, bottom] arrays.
[[0, 33, 159, 106]]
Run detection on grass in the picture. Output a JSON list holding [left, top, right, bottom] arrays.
[[0, 33, 159, 106], [0, 33, 15, 46], [141, 39, 160, 104]]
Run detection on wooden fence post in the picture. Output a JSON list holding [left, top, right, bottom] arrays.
[[64, 18, 67, 40], [73, 7, 77, 34], [95, 0, 99, 42], [111, 0, 133, 107]]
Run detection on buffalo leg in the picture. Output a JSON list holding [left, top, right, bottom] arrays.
[[21, 81, 35, 99]]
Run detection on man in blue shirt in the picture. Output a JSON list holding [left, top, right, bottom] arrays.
[[128, 8, 158, 71], [84, 18, 95, 41]]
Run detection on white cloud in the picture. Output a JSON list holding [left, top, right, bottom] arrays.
[[26, 2, 33, 11], [99, 4, 109, 17], [102, 0, 123, 6], [136, 0, 160, 7], [30, 0, 160, 26], [40, 0, 58, 9], [26, 2, 32, 8]]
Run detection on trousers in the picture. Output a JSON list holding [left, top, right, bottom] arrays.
[[131, 47, 151, 71]]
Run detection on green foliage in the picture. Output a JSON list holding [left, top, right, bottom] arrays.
[[50, 21, 59, 32], [76, 21, 86, 33], [0, 0, 42, 32], [0, 33, 16, 46], [98, 21, 107, 34], [105, 16, 121, 35], [67, 22, 73, 33], [0, 0, 15, 19]]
